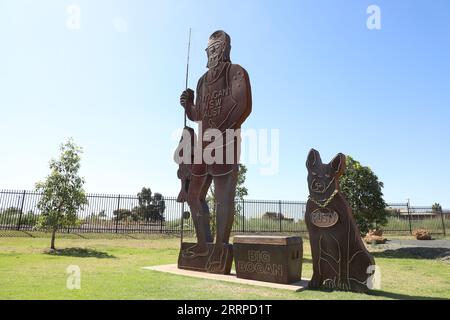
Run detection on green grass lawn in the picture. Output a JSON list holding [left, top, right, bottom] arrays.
[[0, 234, 448, 300]]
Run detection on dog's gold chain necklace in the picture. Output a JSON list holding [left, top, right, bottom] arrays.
[[308, 190, 339, 208]]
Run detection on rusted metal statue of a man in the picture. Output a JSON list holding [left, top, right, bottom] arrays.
[[178, 30, 252, 273]]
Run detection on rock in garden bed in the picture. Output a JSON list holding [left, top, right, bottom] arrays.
[[413, 229, 432, 240], [364, 229, 387, 244]]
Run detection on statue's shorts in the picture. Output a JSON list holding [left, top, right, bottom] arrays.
[[191, 140, 240, 177], [191, 162, 238, 177]]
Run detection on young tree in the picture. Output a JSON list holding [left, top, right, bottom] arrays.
[[35, 139, 88, 250], [340, 156, 388, 235], [235, 164, 249, 202]]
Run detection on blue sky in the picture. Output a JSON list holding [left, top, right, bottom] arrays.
[[0, 0, 449, 207]]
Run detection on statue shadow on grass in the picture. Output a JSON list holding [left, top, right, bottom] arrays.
[[362, 247, 448, 300], [306, 247, 448, 300], [306, 286, 447, 300], [301, 257, 313, 264], [366, 290, 448, 300], [46, 248, 116, 259], [372, 247, 450, 261]]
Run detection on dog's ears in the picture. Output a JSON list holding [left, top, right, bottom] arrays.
[[331, 153, 346, 176], [306, 149, 321, 170]]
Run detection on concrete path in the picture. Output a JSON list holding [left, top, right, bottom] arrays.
[[142, 264, 309, 292]]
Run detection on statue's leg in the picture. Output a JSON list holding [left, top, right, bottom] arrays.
[[308, 232, 323, 289], [185, 174, 213, 257], [206, 169, 238, 271], [214, 170, 238, 245], [198, 175, 213, 243], [200, 200, 214, 243]]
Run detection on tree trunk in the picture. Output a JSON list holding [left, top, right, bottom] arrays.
[[50, 228, 57, 250]]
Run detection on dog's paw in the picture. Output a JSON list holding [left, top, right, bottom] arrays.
[[337, 279, 351, 292], [323, 279, 336, 291]]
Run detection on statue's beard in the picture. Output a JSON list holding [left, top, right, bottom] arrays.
[[207, 52, 222, 69]]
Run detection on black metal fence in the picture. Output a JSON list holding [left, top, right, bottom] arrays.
[[0, 189, 448, 236]]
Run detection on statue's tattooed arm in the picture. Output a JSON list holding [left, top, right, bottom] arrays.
[[222, 64, 252, 130]]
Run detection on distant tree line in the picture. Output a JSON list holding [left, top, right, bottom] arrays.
[[113, 188, 166, 223]]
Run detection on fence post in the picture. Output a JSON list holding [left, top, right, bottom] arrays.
[[17, 190, 26, 231], [439, 208, 446, 237], [279, 200, 282, 233], [180, 202, 184, 245], [160, 208, 163, 234], [115, 195, 121, 234], [241, 199, 245, 234], [407, 200, 413, 235]]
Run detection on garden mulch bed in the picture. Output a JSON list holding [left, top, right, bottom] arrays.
[[372, 239, 450, 263]]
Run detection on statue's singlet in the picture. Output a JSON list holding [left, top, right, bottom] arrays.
[[192, 63, 240, 177]]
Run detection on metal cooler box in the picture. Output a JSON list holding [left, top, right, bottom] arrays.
[[233, 235, 303, 284]]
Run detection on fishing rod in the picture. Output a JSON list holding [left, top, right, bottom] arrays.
[[181, 28, 191, 246], [184, 28, 191, 128]]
